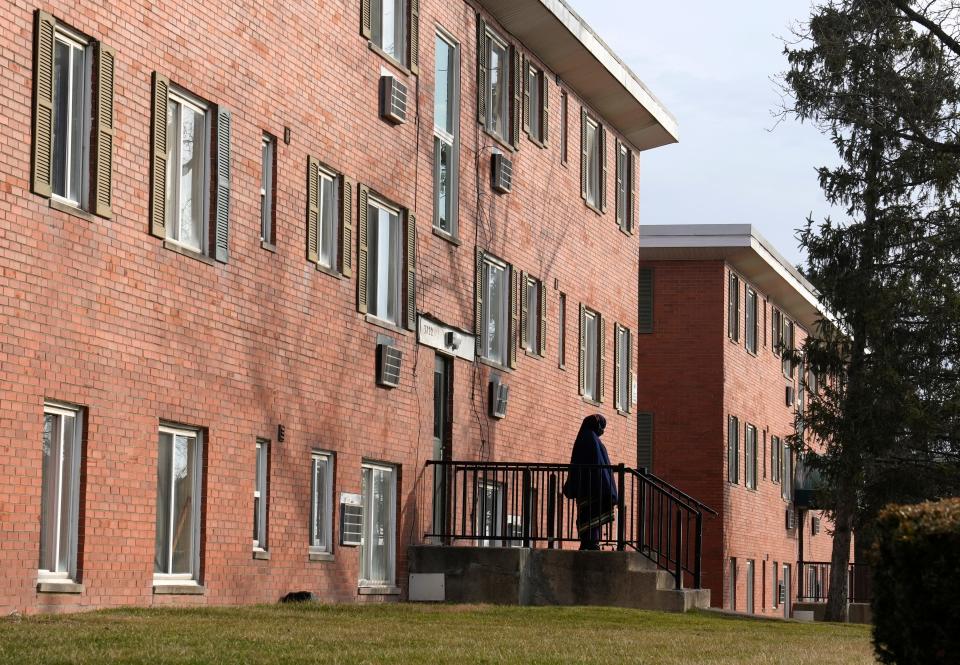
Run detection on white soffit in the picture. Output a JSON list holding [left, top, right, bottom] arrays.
[[475, 0, 679, 152]]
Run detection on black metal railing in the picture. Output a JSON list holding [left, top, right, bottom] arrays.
[[423, 460, 717, 589], [797, 561, 872, 603]]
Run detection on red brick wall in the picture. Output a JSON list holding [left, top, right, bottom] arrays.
[[0, 0, 642, 613]]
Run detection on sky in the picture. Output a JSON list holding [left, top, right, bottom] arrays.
[[567, 0, 839, 266]]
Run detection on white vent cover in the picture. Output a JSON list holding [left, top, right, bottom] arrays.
[[491, 153, 513, 194], [380, 75, 408, 124], [489, 375, 510, 419], [377, 344, 403, 388], [340, 493, 362, 547]]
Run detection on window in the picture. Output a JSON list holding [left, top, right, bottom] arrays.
[[475, 481, 506, 547], [772, 561, 779, 608], [434, 32, 459, 237], [727, 415, 739, 484], [582, 112, 603, 209], [360, 463, 397, 587], [558, 292, 567, 368], [155, 425, 202, 581], [521, 274, 543, 355], [781, 444, 793, 501], [371, 0, 407, 65], [580, 307, 603, 402], [260, 134, 275, 245], [729, 557, 737, 611], [745, 287, 758, 354], [311, 452, 334, 553], [771, 435, 781, 483], [485, 30, 511, 143], [480, 254, 511, 366], [728, 272, 740, 341], [40, 403, 83, 581], [616, 141, 635, 233], [526, 64, 546, 145], [746, 560, 755, 614], [782, 318, 795, 378], [315, 166, 339, 269], [165, 90, 209, 253], [253, 440, 268, 551], [615, 324, 632, 413], [366, 197, 403, 325], [560, 90, 568, 164], [745, 424, 757, 490], [51, 30, 90, 206]]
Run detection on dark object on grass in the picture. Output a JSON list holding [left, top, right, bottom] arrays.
[[280, 591, 316, 603]]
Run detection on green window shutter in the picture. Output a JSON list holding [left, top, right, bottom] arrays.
[[541, 75, 549, 145], [408, 0, 420, 75], [306, 158, 320, 263], [628, 150, 637, 234], [599, 314, 606, 403], [509, 266, 518, 369], [149, 72, 170, 239], [475, 248, 484, 343], [92, 42, 116, 218], [580, 108, 588, 200], [522, 58, 530, 135], [538, 281, 547, 357], [340, 176, 354, 277], [213, 107, 232, 263], [639, 268, 654, 333], [405, 210, 417, 331], [357, 185, 370, 314], [578, 304, 586, 395], [511, 46, 522, 149], [637, 413, 653, 470], [476, 17, 487, 124], [361, 0, 372, 39], [613, 323, 622, 410], [31, 10, 55, 198], [599, 125, 608, 213], [519, 271, 528, 349]]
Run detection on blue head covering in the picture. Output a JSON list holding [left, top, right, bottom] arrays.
[[562, 415, 618, 503]]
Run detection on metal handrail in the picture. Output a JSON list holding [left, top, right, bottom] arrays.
[[636, 467, 719, 516]]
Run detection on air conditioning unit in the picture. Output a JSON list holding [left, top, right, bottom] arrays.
[[491, 153, 513, 194], [379, 75, 408, 124], [340, 495, 363, 547], [812, 516, 821, 535], [786, 507, 797, 531], [785, 385, 795, 407], [489, 375, 510, 419], [377, 343, 403, 388]]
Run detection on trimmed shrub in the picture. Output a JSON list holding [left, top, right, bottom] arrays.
[[873, 498, 960, 664]]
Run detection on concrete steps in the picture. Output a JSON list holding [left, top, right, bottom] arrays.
[[408, 546, 710, 612]]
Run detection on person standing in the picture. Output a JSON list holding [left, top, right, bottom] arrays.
[[562, 414, 618, 550]]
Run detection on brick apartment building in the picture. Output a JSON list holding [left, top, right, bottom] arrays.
[[0, 0, 679, 612], [637, 225, 846, 618]]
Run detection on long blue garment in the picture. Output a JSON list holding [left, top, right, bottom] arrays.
[[562, 415, 618, 535]]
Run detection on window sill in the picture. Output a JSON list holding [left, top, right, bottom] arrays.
[[49, 198, 97, 223], [478, 356, 512, 373], [616, 408, 630, 418], [153, 583, 205, 595], [309, 551, 335, 563], [618, 224, 635, 238], [584, 200, 604, 216], [523, 349, 543, 360], [482, 127, 515, 153], [163, 240, 216, 266], [581, 396, 602, 407], [367, 42, 412, 76], [358, 586, 401, 596], [252, 549, 271, 561], [364, 314, 410, 336], [316, 263, 343, 280], [432, 228, 461, 246], [261, 240, 277, 253], [37, 581, 84, 594]]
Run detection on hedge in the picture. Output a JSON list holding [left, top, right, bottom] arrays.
[[873, 498, 960, 664]]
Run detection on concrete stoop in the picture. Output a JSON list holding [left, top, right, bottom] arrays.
[[408, 546, 711, 612]]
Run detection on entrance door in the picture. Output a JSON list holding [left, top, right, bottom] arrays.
[[783, 563, 792, 618], [432, 354, 453, 540]]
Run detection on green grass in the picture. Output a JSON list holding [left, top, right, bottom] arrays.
[[0, 604, 875, 664]]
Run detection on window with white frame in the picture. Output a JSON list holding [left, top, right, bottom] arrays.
[[745, 424, 757, 490], [371, 0, 407, 65], [260, 134, 275, 245], [727, 415, 739, 484], [475, 481, 505, 547], [746, 559, 755, 614], [481, 255, 510, 366], [745, 287, 758, 354], [558, 292, 567, 368], [583, 308, 600, 401], [782, 444, 793, 501], [253, 440, 268, 550], [315, 166, 339, 269], [310, 452, 334, 553], [782, 319, 796, 378], [584, 115, 601, 208], [729, 557, 738, 611], [616, 141, 634, 231], [527, 64, 545, 144], [728, 272, 740, 341], [772, 435, 782, 483], [616, 325, 632, 413], [39, 403, 83, 580], [485, 29, 510, 143], [434, 31, 459, 236], [51, 29, 91, 207], [523, 274, 541, 354], [560, 90, 569, 164], [165, 90, 209, 253], [366, 197, 402, 325], [360, 462, 397, 587], [155, 425, 202, 581]]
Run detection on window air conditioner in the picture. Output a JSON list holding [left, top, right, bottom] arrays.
[[489, 374, 510, 419], [377, 343, 403, 388], [379, 75, 408, 124], [785, 385, 795, 407], [786, 507, 797, 531], [491, 153, 513, 194]]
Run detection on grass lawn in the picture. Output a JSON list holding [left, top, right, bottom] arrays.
[[0, 604, 875, 664]]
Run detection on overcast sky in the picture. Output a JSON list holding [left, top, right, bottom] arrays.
[[568, 0, 838, 266]]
